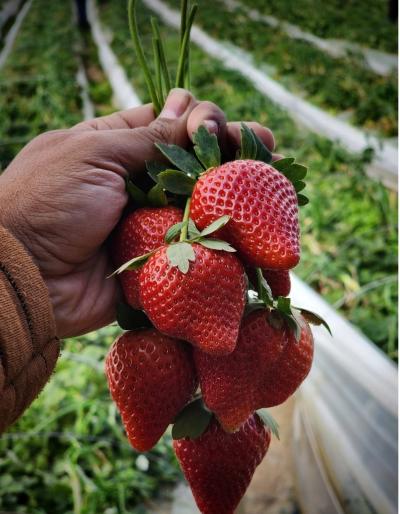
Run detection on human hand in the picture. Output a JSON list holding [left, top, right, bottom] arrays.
[[0, 89, 275, 338]]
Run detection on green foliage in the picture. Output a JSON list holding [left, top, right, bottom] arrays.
[[165, 0, 397, 137], [172, 399, 212, 440], [0, 327, 180, 513]]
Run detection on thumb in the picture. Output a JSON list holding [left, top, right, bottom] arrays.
[[101, 89, 198, 176]]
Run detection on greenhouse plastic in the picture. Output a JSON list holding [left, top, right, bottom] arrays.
[[291, 276, 397, 514]]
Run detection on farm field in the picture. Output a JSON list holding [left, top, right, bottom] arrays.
[[0, 0, 397, 512]]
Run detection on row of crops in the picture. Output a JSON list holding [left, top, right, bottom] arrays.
[[0, 0, 397, 512]]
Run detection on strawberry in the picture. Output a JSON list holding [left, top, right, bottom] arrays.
[[190, 160, 300, 269], [195, 309, 313, 431], [139, 243, 246, 355], [112, 206, 183, 308], [105, 329, 197, 452], [173, 414, 271, 514], [247, 268, 291, 297]]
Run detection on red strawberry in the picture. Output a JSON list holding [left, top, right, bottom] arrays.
[[112, 206, 183, 308], [190, 160, 300, 269], [173, 414, 271, 514], [105, 329, 197, 452], [139, 243, 246, 355], [247, 268, 291, 297], [195, 310, 313, 431]]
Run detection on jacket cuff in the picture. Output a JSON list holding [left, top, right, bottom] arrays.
[[0, 225, 60, 432]]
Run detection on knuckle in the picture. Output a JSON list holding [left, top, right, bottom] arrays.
[[145, 120, 173, 144]]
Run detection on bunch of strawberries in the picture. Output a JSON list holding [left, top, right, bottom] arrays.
[[105, 3, 330, 513]]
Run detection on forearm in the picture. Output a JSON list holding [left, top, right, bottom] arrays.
[[0, 225, 60, 433]]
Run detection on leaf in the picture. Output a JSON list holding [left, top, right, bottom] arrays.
[[147, 183, 168, 206], [250, 128, 272, 164], [116, 302, 153, 330], [157, 170, 196, 195], [172, 399, 212, 440], [256, 269, 274, 306], [156, 143, 204, 177], [199, 215, 231, 237], [146, 161, 168, 182], [297, 194, 309, 206], [297, 308, 332, 336], [198, 239, 236, 252], [294, 180, 306, 193], [112, 251, 153, 275], [277, 296, 292, 315], [282, 164, 307, 182], [126, 179, 148, 206], [192, 125, 221, 169], [166, 242, 196, 273], [257, 409, 280, 440], [165, 222, 184, 243], [273, 157, 294, 171], [188, 218, 201, 238], [239, 122, 257, 159]]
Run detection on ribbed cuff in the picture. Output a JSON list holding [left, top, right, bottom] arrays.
[[0, 225, 60, 432]]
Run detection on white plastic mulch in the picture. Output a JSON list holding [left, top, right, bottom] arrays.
[[0, 0, 32, 70], [0, 0, 22, 38], [222, 0, 398, 77], [87, 0, 141, 110], [142, 0, 398, 191]]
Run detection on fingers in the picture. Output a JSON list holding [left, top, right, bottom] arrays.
[[186, 101, 227, 140], [71, 104, 156, 131], [224, 121, 275, 161], [87, 89, 231, 178]]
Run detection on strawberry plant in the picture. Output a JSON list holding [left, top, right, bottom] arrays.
[[104, 2, 331, 511]]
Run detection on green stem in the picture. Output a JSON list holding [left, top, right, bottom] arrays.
[[128, 0, 162, 114], [180, 0, 188, 46], [175, 4, 197, 88], [180, 197, 192, 242], [256, 268, 264, 299], [151, 17, 172, 94], [152, 36, 163, 104]]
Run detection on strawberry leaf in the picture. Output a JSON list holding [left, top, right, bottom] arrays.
[[273, 157, 294, 171], [156, 143, 204, 177], [199, 215, 231, 237], [276, 296, 292, 315], [257, 269, 274, 307], [157, 170, 196, 195], [294, 180, 306, 193], [167, 242, 195, 273], [172, 399, 212, 440], [297, 194, 309, 206], [112, 251, 154, 275], [250, 128, 273, 164], [239, 122, 257, 160], [188, 218, 201, 238], [197, 239, 236, 252], [116, 302, 153, 330], [257, 409, 280, 440], [296, 307, 332, 336], [147, 183, 168, 206], [282, 163, 307, 182], [146, 161, 169, 182], [193, 125, 221, 169], [126, 178, 148, 206], [165, 222, 184, 243]]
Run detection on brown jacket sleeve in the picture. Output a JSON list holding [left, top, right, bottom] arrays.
[[0, 225, 60, 433]]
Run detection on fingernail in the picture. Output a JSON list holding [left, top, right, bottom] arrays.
[[203, 120, 219, 135], [159, 88, 191, 119]]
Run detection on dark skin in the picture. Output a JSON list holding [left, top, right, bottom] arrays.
[[0, 89, 275, 338]]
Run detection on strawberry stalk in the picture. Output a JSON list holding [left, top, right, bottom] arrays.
[[128, 0, 162, 113], [175, 4, 197, 88], [180, 197, 192, 242], [151, 17, 171, 99]]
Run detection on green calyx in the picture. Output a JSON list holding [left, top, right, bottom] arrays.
[[273, 157, 309, 206], [246, 267, 331, 341], [172, 398, 212, 440]]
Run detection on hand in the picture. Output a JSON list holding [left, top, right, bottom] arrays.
[[0, 89, 275, 338]]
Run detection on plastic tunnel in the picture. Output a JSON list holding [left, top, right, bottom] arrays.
[[291, 275, 398, 514]]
